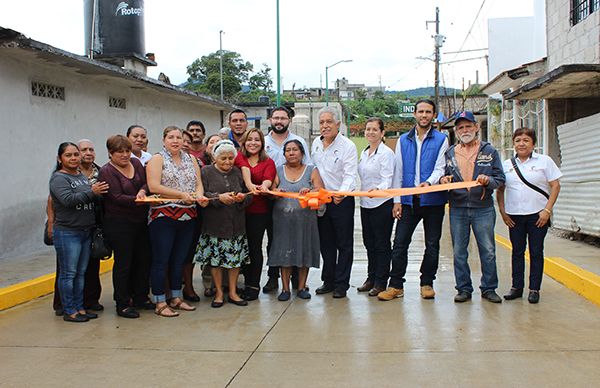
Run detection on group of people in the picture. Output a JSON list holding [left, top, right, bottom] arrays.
[[47, 100, 561, 323]]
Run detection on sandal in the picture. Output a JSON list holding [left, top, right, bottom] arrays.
[[169, 298, 196, 311], [155, 304, 179, 317]]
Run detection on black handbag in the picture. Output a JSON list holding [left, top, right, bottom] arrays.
[[90, 199, 112, 260], [43, 219, 53, 246], [91, 226, 112, 260]]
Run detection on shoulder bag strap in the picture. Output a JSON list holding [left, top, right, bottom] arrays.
[[510, 157, 549, 199]]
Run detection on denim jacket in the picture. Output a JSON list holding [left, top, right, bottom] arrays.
[[444, 141, 505, 208]]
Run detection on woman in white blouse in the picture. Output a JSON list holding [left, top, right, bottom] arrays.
[[357, 118, 395, 296], [497, 127, 561, 304]]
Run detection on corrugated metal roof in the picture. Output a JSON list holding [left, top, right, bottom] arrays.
[[554, 112, 600, 236]]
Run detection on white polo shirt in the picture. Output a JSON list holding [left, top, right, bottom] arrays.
[[502, 152, 562, 215], [265, 131, 312, 168], [358, 142, 395, 209], [311, 132, 357, 192], [131, 150, 152, 166]]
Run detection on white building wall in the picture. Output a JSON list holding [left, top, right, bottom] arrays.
[[546, 0, 600, 70], [0, 53, 225, 259], [488, 15, 546, 80]]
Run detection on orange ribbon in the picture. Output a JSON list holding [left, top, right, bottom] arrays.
[[266, 181, 480, 210]]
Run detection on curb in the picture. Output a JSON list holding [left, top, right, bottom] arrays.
[[495, 234, 600, 307], [0, 258, 114, 311]]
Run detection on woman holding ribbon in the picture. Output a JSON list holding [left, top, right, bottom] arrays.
[[146, 126, 207, 317], [268, 139, 324, 301], [497, 127, 561, 304], [357, 118, 395, 297], [194, 139, 253, 308], [234, 128, 276, 301]]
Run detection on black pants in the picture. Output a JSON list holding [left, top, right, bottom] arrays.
[[53, 252, 101, 311], [360, 200, 394, 289], [508, 213, 548, 291], [389, 197, 445, 289], [317, 196, 355, 291], [104, 217, 151, 309], [244, 212, 270, 289]]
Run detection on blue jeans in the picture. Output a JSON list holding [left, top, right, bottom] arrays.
[[508, 213, 548, 291], [53, 228, 92, 315], [449, 207, 498, 294], [148, 217, 195, 303]]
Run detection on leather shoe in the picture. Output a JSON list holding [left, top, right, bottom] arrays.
[[63, 313, 89, 323], [83, 311, 99, 319], [332, 289, 347, 298], [503, 288, 523, 300], [117, 307, 140, 319], [368, 287, 385, 297], [357, 280, 374, 292], [262, 277, 279, 294], [277, 290, 291, 301], [134, 300, 156, 310], [315, 283, 335, 295], [528, 290, 540, 304], [482, 290, 502, 303], [183, 293, 200, 302], [243, 287, 260, 301], [86, 303, 104, 311], [454, 291, 472, 303], [227, 297, 248, 306], [211, 299, 224, 308]]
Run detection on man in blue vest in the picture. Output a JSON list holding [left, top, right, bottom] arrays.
[[377, 99, 448, 301]]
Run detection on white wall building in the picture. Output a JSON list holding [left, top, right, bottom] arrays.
[[0, 27, 236, 259]]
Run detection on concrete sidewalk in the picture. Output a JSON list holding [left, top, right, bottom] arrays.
[[0, 209, 599, 387]]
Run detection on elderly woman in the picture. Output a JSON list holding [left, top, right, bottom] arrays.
[[194, 139, 253, 308], [357, 118, 395, 297], [50, 142, 108, 322], [268, 140, 324, 301], [146, 126, 207, 317], [234, 128, 276, 301], [497, 127, 562, 304], [98, 135, 152, 318]]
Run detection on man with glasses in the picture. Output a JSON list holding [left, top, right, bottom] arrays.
[[262, 106, 312, 293]]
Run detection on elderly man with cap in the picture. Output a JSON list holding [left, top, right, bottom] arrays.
[[440, 111, 505, 303]]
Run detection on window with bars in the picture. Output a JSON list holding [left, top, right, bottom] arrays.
[[31, 81, 65, 100], [109, 96, 127, 109], [571, 0, 599, 25]]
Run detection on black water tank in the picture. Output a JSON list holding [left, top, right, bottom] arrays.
[[84, 0, 145, 58]]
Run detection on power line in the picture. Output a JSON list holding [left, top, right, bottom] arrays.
[[454, 0, 487, 59]]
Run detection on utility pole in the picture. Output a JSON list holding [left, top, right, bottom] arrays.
[[426, 7, 445, 109], [219, 30, 224, 101]]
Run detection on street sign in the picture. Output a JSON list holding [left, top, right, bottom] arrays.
[[398, 101, 415, 118]]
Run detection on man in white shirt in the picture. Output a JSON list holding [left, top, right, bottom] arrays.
[[311, 106, 357, 298], [378, 99, 448, 302], [262, 106, 312, 293]]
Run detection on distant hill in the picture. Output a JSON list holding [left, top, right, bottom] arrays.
[[391, 86, 460, 97]]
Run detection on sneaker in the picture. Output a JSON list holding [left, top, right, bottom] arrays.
[[454, 291, 472, 303], [277, 290, 291, 301], [377, 287, 404, 301], [420, 285, 435, 299], [262, 277, 279, 294]]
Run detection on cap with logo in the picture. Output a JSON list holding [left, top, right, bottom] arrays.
[[454, 111, 477, 125]]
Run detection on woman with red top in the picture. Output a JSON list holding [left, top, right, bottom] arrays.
[[98, 135, 153, 318], [234, 128, 276, 301]]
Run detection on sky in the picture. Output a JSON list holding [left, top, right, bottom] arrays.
[[0, 0, 535, 92]]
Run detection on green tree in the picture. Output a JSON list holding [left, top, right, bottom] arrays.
[[186, 50, 254, 98], [249, 64, 273, 92]]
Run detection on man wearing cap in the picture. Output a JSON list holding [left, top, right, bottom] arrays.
[[376, 99, 448, 301], [440, 111, 505, 303]]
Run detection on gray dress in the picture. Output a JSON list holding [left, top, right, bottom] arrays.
[[268, 165, 320, 268]]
